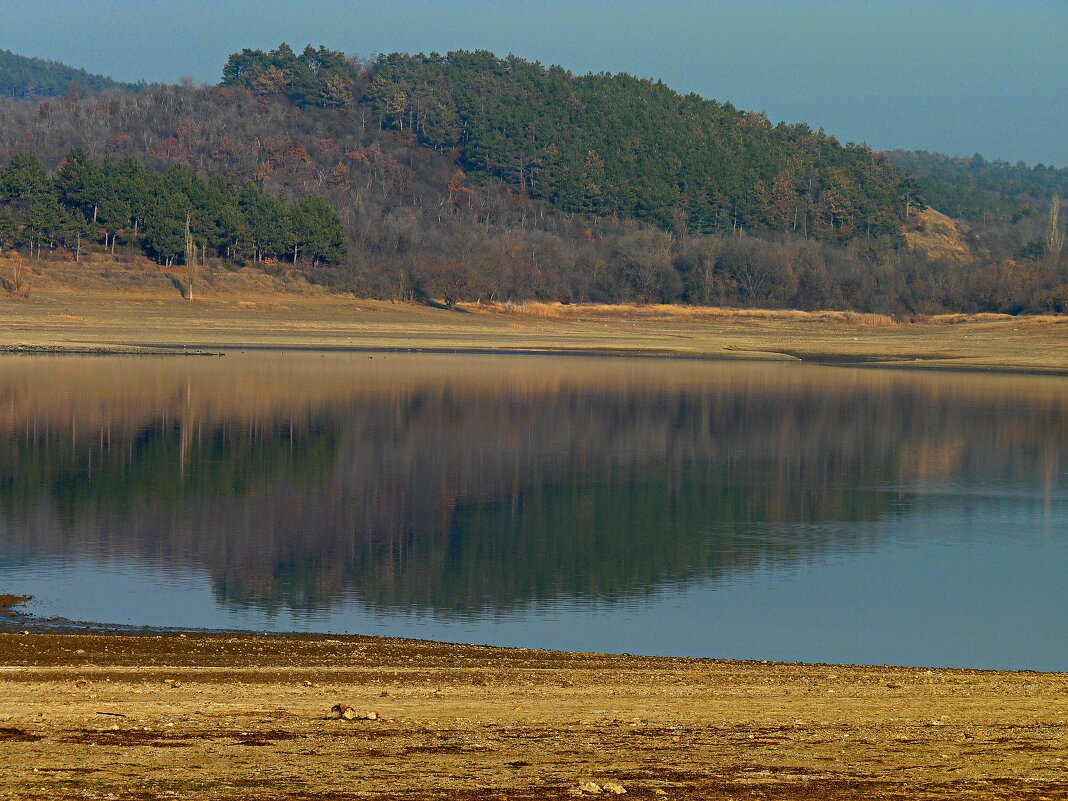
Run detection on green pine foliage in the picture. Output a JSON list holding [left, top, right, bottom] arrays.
[[0, 148, 346, 266], [0, 49, 143, 99], [221, 43, 360, 108], [365, 51, 915, 243], [889, 150, 1068, 224]]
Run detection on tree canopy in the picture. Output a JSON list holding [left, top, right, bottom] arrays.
[[221, 43, 360, 108], [889, 150, 1068, 224], [365, 51, 915, 243], [0, 148, 346, 267]]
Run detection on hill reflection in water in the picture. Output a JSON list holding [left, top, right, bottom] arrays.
[[0, 354, 1064, 624]]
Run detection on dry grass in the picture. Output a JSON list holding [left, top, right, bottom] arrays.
[[930, 312, 1068, 325], [903, 206, 983, 262], [0, 287, 1064, 373], [475, 300, 902, 326]]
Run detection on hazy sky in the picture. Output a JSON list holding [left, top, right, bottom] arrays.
[[4, 1, 1066, 166]]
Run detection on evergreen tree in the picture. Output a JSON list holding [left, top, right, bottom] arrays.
[[54, 147, 104, 222], [144, 188, 189, 265], [290, 195, 347, 265], [1, 151, 50, 202], [221, 43, 359, 108], [239, 183, 289, 262], [23, 191, 63, 255], [0, 209, 17, 250]]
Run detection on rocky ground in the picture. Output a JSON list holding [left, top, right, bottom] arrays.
[[0, 630, 1065, 800]]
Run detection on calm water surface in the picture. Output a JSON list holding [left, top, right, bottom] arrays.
[[0, 353, 1065, 669]]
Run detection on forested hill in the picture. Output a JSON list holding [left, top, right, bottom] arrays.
[[364, 52, 913, 240], [0, 49, 143, 99], [223, 47, 915, 243], [889, 150, 1068, 225], [0, 43, 1064, 315]]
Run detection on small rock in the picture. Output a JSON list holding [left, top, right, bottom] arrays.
[[164, 679, 181, 688], [73, 679, 89, 689], [76, 649, 86, 655], [652, 791, 668, 797], [329, 703, 356, 720], [602, 782, 626, 795], [303, 680, 313, 687], [579, 782, 602, 794], [328, 703, 377, 721]]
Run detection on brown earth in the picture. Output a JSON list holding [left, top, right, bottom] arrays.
[[0, 631, 1065, 800], [0, 278, 1065, 374], [903, 207, 985, 262]]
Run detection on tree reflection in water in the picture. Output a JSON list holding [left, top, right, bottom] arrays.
[[0, 354, 1064, 616]]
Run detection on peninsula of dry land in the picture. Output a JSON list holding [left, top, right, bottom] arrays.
[[0, 282, 1065, 374]]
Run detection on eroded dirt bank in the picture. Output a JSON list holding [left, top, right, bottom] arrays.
[[0, 631, 1065, 800]]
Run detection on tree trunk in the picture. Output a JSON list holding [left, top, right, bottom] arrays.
[[185, 213, 194, 301]]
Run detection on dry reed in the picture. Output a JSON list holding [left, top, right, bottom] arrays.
[[474, 301, 902, 326]]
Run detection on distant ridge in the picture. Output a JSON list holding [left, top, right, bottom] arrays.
[[0, 49, 145, 98], [889, 149, 1068, 225]]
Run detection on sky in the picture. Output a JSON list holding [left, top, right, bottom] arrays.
[[3, 1, 1066, 166]]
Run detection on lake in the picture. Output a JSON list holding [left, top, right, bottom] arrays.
[[0, 353, 1065, 670]]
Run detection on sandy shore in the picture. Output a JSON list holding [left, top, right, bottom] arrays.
[[0, 629, 1065, 800], [0, 288, 1065, 373]]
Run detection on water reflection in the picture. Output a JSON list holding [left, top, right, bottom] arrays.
[[1, 354, 1063, 626]]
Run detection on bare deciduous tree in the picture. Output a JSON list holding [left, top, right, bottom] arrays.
[[1046, 193, 1065, 256]]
